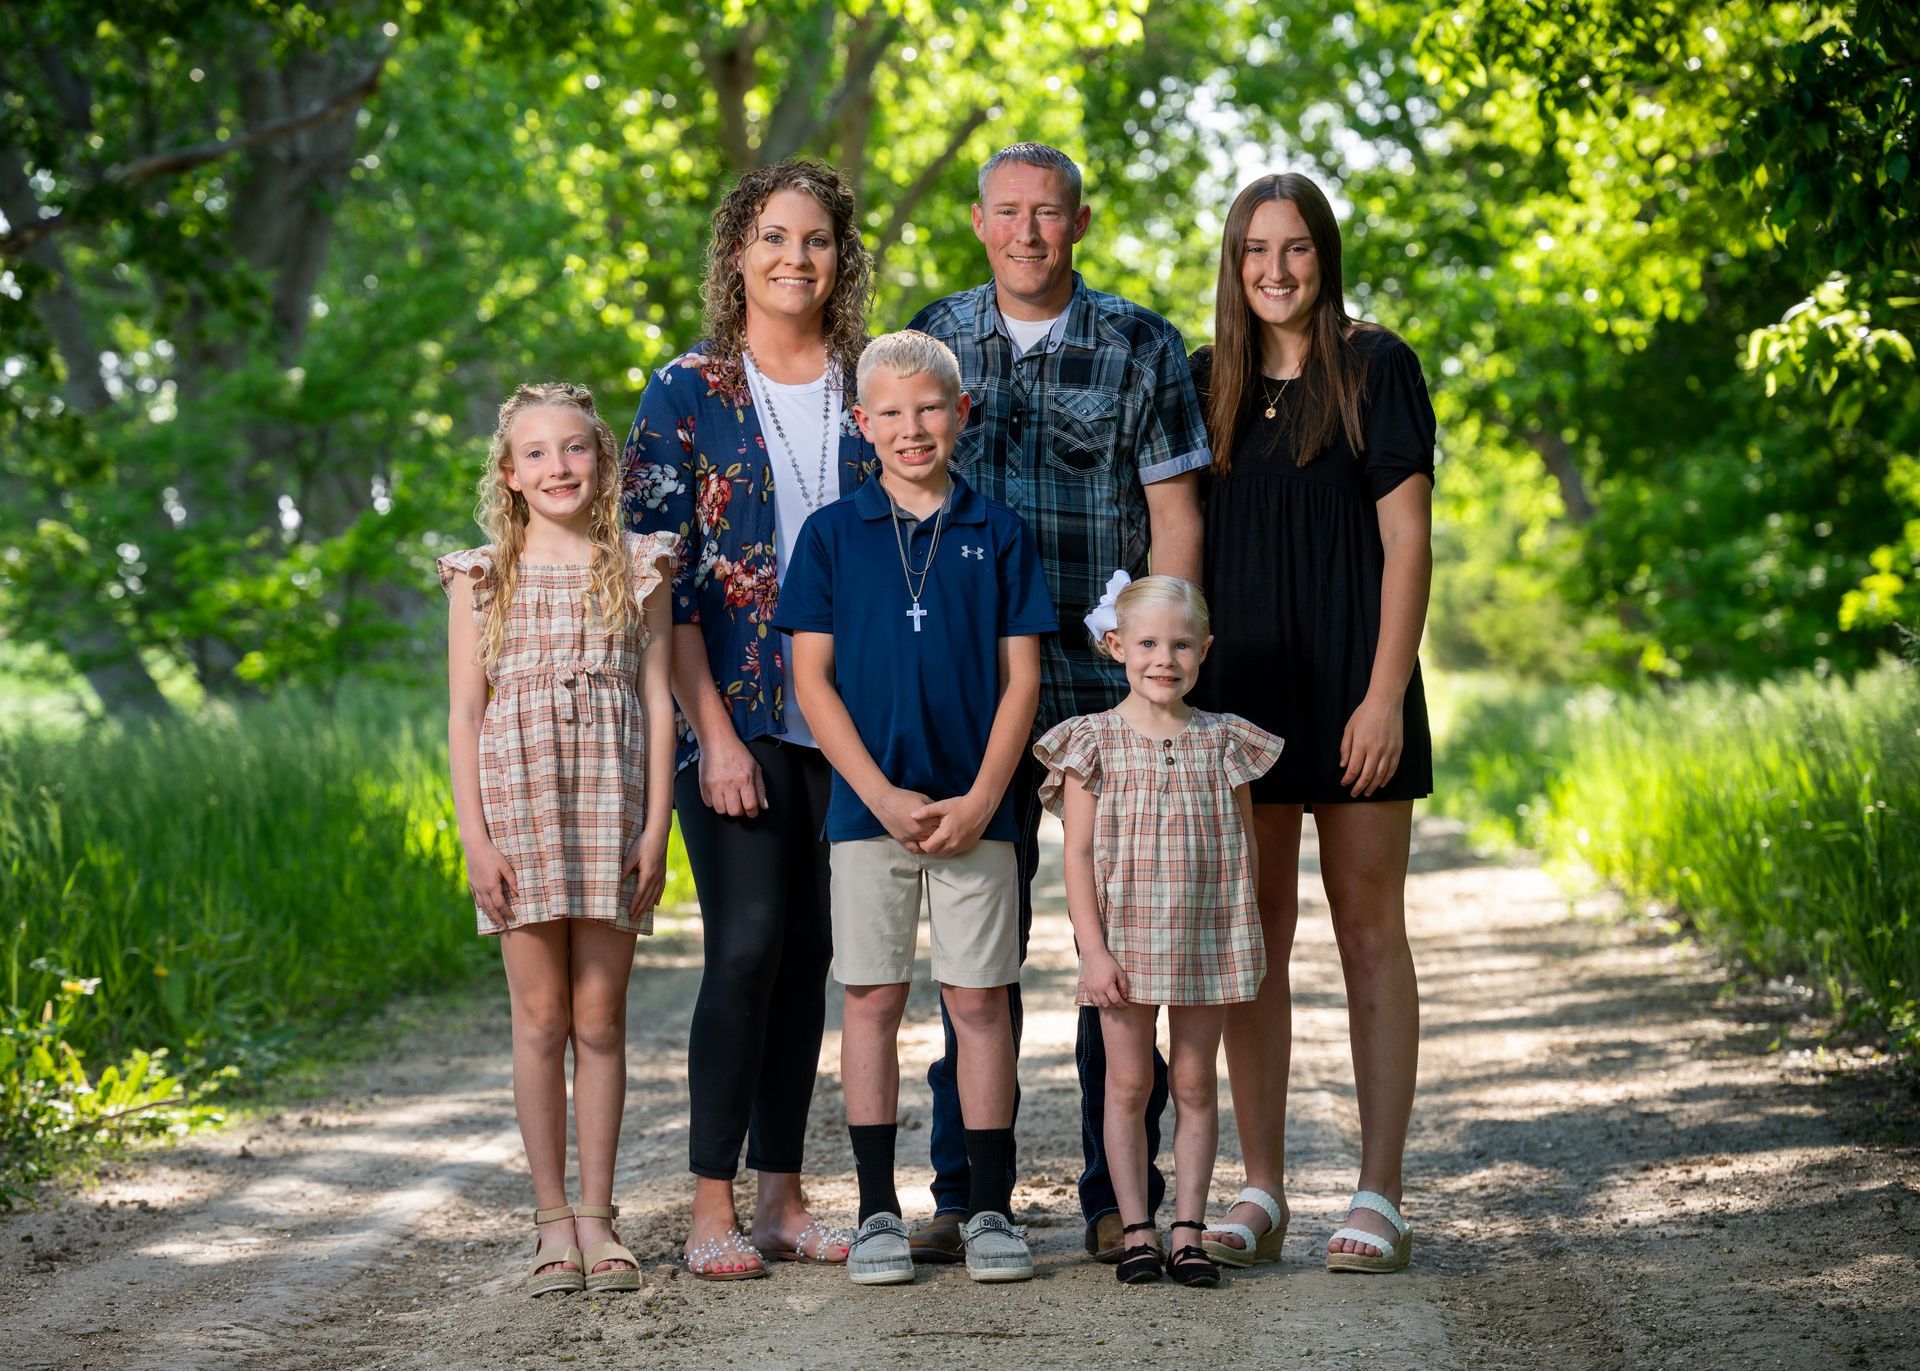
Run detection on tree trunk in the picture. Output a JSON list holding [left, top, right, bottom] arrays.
[[174, 38, 382, 699], [1527, 428, 1596, 525], [874, 106, 993, 266], [702, 32, 758, 173], [1, 143, 171, 717], [56, 620, 172, 720]]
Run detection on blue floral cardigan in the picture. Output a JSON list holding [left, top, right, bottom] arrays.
[[621, 344, 874, 772]]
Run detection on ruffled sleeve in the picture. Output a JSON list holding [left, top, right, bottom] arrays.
[[626, 529, 681, 606], [1033, 715, 1103, 816], [1217, 713, 1285, 790], [436, 546, 496, 612], [626, 530, 681, 653], [1360, 333, 1437, 500]]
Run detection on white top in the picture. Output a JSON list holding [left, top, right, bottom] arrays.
[[745, 354, 844, 750], [1003, 312, 1061, 356]]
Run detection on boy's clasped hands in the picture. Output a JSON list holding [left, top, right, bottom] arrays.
[[871, 786, 995, 856]]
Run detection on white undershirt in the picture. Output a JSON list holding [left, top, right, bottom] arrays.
[[744, 354, 844, 751], [1003, 312, 1061, 356]]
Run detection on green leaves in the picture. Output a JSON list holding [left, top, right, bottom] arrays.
[[4, 0, 1914, 702], [0, 959, 228, 1205]]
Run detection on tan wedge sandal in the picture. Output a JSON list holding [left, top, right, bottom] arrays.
[[528, 1204, 585, 1297], [574, 1203, 641, 1293]]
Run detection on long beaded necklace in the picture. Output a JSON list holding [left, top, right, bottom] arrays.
[[744, 348, 834, 511], [888, 481, 951, 633]]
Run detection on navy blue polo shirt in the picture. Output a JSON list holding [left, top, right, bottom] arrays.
[[771, 472, 1057, 843]]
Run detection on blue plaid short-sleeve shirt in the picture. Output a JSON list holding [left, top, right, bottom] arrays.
[[907, 273, 1210, 731]]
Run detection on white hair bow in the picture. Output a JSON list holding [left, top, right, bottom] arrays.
[[1082, 569, 1133, 643]]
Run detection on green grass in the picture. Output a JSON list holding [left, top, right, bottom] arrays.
[[1426, 670, 1587, 848], [1, 681, 696, 1195], [1430, 663, 1920, 1059]]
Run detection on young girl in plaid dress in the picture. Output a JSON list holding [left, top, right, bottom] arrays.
[[1034, 575, 1282, 1287], [440, 382, 679, 1298]]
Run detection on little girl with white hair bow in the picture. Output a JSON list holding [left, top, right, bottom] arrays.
[[1035, 572, 1283, 1288]]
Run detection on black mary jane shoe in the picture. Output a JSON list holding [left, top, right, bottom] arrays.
[[1167, 1221, 1222, 1288], [1115, 1221, 1164, 1285]]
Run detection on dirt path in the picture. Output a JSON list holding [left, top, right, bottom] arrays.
[[5, 819, 1915, 1370]]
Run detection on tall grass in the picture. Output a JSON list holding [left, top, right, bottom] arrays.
[[1544, 667, 1919, 1053], [2, 682, 695, 1082], [1430, 662, 1920, 1058]]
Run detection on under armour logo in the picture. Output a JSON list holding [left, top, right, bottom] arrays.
[[960, 545, 985, 560]]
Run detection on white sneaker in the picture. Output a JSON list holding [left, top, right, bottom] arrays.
[[848, 1212, 915, 1285], [960, 1211, 1034, 1282]]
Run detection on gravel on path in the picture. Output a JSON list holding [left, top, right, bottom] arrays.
[[3, 817, 1913, 1370]]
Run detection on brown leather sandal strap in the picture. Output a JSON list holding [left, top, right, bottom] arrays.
[[573, 1204, 620, 1220], [533, 1204, 576, 1224]]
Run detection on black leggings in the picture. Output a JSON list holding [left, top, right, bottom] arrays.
[[676, 737, 834, 1179]]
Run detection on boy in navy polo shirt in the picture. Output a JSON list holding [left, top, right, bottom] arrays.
[[775, 330, 1055, 1286]]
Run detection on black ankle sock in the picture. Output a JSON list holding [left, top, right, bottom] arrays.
[[964, 1126, 1015, 1218], [848, 1123, 900, 1222]]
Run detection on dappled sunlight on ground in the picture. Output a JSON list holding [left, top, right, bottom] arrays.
[[1, 817, 1912, 1370]]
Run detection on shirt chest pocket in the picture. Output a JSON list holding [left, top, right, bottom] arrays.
[[1045, 388, 1119, 474], [952, 380, 1000, 472]]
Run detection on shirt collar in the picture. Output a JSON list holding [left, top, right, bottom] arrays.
[[970, 272, 1089, 350], [853, 470, 987, 525]]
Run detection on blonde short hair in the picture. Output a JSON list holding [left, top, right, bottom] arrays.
[[856, 329, 963, 405], [1092, 575, 1212, 659]]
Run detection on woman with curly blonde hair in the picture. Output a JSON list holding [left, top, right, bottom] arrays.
[[623, 158, 876, 1278], [439, 381, 680, 1296]]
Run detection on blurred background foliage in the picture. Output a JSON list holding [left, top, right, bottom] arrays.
[[3, 0, 1912, 705], [1, 0, 1915, 1189]]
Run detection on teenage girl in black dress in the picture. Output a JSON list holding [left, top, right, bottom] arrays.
[[1190, 172, 1435, 1274]]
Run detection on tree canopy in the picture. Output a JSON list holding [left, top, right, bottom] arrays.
[[2, 0, 1912, 714]]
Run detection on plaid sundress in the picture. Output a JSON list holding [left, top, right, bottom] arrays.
[[1035, 709, 1283, 1005], [437, 530, 680, 937]]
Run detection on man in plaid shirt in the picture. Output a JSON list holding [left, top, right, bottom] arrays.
[[905, 141, 1208, 1265]]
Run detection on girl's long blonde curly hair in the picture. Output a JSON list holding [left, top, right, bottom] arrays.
[[473, 381, 637, 669]]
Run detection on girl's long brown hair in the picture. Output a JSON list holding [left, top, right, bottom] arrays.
[[474, 382, 636, 669], [701, 157, 874, 389], [1208, 173, 1377, 475]]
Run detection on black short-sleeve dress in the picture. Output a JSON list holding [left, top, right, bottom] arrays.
[[1192, 329, 1436, 806]]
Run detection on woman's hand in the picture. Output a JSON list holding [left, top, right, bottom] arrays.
[[1339, 691, 1405, 798], [698, 732, 768, 818], [624, 827, 670, 918], [464, 840, 519, 929], [1079, 951, 1130, 1008]]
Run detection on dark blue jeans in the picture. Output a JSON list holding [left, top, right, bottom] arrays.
[[927, 751, 1169, 1222]]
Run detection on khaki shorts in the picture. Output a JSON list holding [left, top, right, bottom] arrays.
[[829, 838, 1021, 988]]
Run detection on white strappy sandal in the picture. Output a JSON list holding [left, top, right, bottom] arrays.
[[1325, 1190, 1412, 1273], [1202, 1185, 1288, 1268]]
